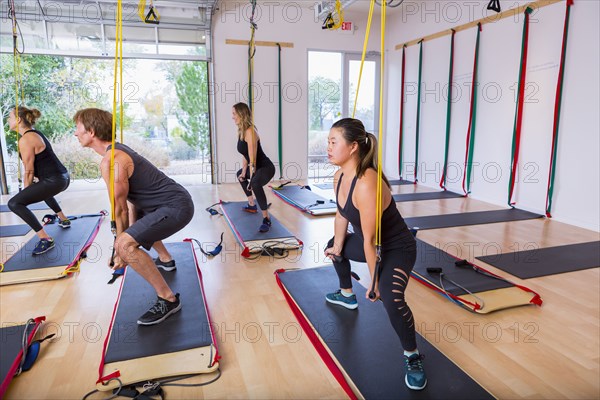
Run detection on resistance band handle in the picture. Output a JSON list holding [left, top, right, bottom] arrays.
[[454, 259, 472, 268], [109, 248, 116, 267], [368, 257, 381, 300], [109, 220, 117, 267], [331, 254, 343, 263]]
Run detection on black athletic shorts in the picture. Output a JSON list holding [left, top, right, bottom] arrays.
[[126, 204, 194, 250]]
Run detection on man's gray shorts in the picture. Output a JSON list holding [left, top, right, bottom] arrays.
[[126, 205, 194, 250]]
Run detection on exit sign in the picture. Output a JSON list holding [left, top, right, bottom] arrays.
[[341, 21, 352, 31]]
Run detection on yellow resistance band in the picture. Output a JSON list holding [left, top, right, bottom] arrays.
[[110, 0, 124, 230], [352, 0, 375, 118], [352, 0, 384, 248], [11, 1, 24, 189]]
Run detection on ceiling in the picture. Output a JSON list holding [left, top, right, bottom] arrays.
[[2, 0, 219, 30], [318, 0, 407, 19], [0, 0, 407, 58]]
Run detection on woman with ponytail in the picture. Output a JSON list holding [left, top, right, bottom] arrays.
[[232, 102, 276, 233], [7, 106, 71, 255], [323, 118, 427, 390]]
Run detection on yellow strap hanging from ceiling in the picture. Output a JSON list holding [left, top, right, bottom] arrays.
[[109, 0, 124, 234], [352, 0, 385, 249], [9, 0, 24, 190], [322, 0, 344, 30], [138, 0, 160, 24]]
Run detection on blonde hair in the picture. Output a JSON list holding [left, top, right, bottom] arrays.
[[233, 102, 255, 141]]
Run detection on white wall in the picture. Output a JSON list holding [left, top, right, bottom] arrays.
[[211, 1, 380, 184], [210, 1, 599, 231], [384, 0, 599, 231]]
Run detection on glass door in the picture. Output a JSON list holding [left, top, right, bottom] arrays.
[[344, 53, 380, 134], [307, 51, 380, 179]]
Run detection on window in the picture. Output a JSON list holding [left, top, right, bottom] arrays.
[[307, 50, 380, 179]]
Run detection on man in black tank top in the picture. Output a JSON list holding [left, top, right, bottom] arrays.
[[6, 106, 71, 256], [74, 108, 194, 326]]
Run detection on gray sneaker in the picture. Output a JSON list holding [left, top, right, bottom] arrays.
[[137, 294, 182, 326]]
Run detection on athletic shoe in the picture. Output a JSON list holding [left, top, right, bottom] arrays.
[[405, 353, 427, 390], [243, 204, 258, 213], [259, 217, 271, 233], [154, 257, 176, 272], [137, 293, 182, 326], [32, 238, 55, 255], [325, 289, 358, 310], [58, 219, 71, 229]]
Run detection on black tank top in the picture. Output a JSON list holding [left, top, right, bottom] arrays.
[[108, 143, 192, 212], [20, 129, 68, 179], [336, 173, 416, 250], [237, 138, 272, 169]]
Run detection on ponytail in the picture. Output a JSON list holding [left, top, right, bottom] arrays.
[[357, 132, 390, 188], [331, 118, 390, 188]]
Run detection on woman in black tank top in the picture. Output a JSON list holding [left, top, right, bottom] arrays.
[[232, 102, 275, 233], [7, 106, 70, 256], [323, 118, 427, 391]]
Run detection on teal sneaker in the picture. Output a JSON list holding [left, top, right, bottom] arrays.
[[32, 238, 55, 255], [405, 353, 427, 390], [325, 289, 358, 310]]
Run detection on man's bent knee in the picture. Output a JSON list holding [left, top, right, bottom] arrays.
[[115, 232, 141, 262]]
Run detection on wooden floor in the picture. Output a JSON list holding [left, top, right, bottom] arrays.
[[1, 181, 599, 399]]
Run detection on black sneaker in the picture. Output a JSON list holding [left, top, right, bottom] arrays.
[[259, 217, 272, 233], [32, 238, 55, 255], [137, 293, 182, 326], [154, 257, 176, 271]]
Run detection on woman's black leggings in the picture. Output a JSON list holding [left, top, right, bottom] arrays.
[[236, 164, 275, 211], [328, 234, 418, 351], [8, 173, 70, 233]]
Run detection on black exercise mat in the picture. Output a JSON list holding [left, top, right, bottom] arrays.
[[2, 215, 102, 272], [272, 185, 336, 211], [104, 242, 212, 363], [278, 267, 492, 399], [405, 209, 543, 230], [0, 202, 50, 212], [0, 322, 36, 394], [415, 239, 513, 295], [393, 191, 464, 202], [389, 178, 414, 185], [476, 241, 600, 279], [0, 224, 31, 238], [0, 324, 27, 389], [221, 201, 298, 241]]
